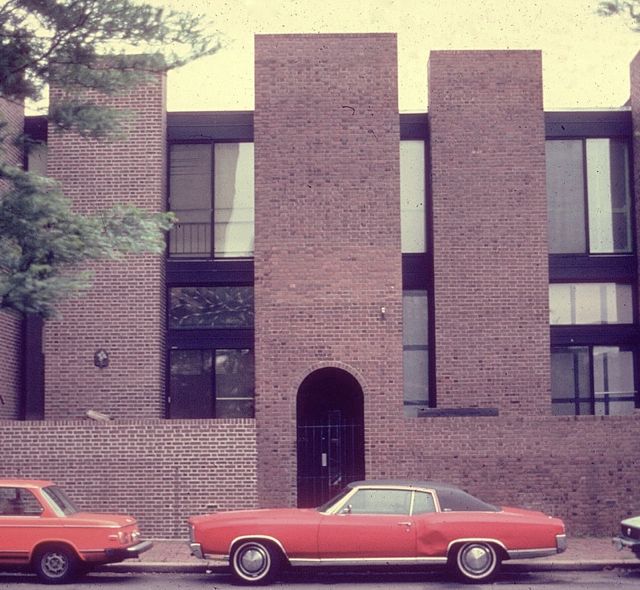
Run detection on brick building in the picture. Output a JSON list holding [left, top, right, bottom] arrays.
[[1, 33, 640, 537]]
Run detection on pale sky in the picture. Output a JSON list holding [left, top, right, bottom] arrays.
[[160, 0, 640, 113]]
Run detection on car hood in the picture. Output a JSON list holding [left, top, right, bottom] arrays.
[[189, 507, 317, 525], [66, 512, 138, 527]]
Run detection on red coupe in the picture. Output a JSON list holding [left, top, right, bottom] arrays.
[[188, 480, 566, 584]]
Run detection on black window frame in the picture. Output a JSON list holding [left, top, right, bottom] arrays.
[[167, 111, 254, 261], [546, 110, 640, 414]]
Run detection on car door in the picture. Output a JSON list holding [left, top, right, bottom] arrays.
[[317, 488, 416, 558], [0, 487, 45, 563]]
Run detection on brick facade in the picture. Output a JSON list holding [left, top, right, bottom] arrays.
[[0, 97, 24, 418], [254, 34, 403, 506], [428, 51, 549, 413], [44, 77, 167, 419], [1, 36, 640, 538], [0, 419, 257, 536], [0, 310, 22, 419]]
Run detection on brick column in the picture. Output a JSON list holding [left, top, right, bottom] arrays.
[[45, 76, 167, 419], [0, 97, 25, 418], [254, 34, 402, 506], [428, 51, 549, 414]]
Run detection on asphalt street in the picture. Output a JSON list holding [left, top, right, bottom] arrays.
[[2, 569, 640, 589]]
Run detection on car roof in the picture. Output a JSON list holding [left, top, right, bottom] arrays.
[[347, 480, 499, 512], [0, 479, 54, 489]]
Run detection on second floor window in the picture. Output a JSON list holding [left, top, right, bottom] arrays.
[[546, 138, 632, 255], [169, 142, 254, 258]]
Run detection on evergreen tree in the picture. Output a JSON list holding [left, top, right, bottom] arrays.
[[0, 0, 218, 318]]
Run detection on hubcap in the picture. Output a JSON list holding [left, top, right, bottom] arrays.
[[461, 544, 492, 574], [239, 546, 268, 575], [42, 552, 68, 578]]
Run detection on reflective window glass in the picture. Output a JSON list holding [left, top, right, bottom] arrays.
[[412, 491, 436, 514], [546, 139, 632, 254], [170, 286, 255, 329], [549, 283, 633, 325], [403, 290, 429, 416], [215, 349, 255, 418], [348, 489, 412, 515], [400, 141, 426, 253], [214, 143, 254, 258]]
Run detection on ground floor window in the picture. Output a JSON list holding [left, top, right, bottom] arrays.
[[551, 345, 637, 416], [168, 348, 255, 419], [403, 289, 429, 416]]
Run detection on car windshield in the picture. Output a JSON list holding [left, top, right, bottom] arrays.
[[317, 487, 352, 513], [41, 486, 79, 516]]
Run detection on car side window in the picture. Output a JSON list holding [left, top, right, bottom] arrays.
[[0, 487, 44, 516], [412, 491, 436, 514], [347, 489, 412, 515]]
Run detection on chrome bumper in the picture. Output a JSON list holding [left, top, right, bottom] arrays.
[[556, 533, 568, 553], [189, 542, 204, 560]]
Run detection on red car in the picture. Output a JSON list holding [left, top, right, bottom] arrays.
[[188, 480, 566, 584], [0, 479, 152, 583]]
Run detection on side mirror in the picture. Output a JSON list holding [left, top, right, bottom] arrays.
[[340, 504, 352, 515]]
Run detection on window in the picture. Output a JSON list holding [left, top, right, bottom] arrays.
[[403, 290, 429, 416], [0, 487, 43, 516], [549, 283, 633, 325], [412, 491, 436, 514], [400, 140, 426, 253], [169, 142, 254, 258], [551, 346, 636, 416], [169, 348, 255, 419], [170, 286, 254, 329], [546, 138, 631, 254], [347, 489, 412, 515]]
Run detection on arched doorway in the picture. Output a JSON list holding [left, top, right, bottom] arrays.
[[296, 367, 365, 507]]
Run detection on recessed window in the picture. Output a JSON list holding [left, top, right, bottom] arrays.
[[168, 142, 254, 258], [403, 290, 428, 416], [551, 346, 636, 416], [168, 348, 255, 419], [169, 286, 254, 329], [400, 141, 426, 253], [549, 283, 633, 325], [546, 138, 632, 254]]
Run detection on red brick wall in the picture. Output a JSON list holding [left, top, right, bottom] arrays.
[[0, 310, 22, 419], [0, 419, 257, 537], [254, 34, 403, 507], [428, 51, 549, 414], [44, 77, 167, 419], [0, 98, 25, 417]]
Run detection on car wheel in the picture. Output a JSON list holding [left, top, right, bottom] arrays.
[[230, 540, 280, 584], [451, 541, 500, 583], [33, 545, 79, 584]]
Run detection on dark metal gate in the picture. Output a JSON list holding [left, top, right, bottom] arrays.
[[296, 413, 364, 508]]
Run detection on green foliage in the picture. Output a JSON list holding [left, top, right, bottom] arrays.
[[0, 0, 217, 317], [598, 1, 640, 31], [0, 158, 174, 318]]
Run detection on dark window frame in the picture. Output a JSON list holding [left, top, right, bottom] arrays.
[[547, 111, 639, 414], [167, 138, 254, 260]]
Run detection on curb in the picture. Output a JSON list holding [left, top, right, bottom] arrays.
[[100, 559, 640, 575]]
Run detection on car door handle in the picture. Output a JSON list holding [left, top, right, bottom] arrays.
[[397, 521, 412, 527]]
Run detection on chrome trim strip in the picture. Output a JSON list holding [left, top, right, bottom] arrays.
[[289, 556, 448, 567], [228, 535, 288, 558], [507, 547, 558, 559], [446, 537, 508, 553]]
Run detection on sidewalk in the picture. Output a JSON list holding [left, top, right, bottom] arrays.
[[104, 537, 640, 574]]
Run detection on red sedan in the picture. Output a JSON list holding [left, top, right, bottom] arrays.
[[188, 480, 566, 584]]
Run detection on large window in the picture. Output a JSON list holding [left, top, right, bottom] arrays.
[[400, 141, 426, 253], [549, 283, 633, 325], [551, 346, 636, 416], [403, 290, 429, 416], [167, 283, 255, 419], [169, 349, 255, 419], [546, 138, 631, 254], [169, 142, 254, 258]]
